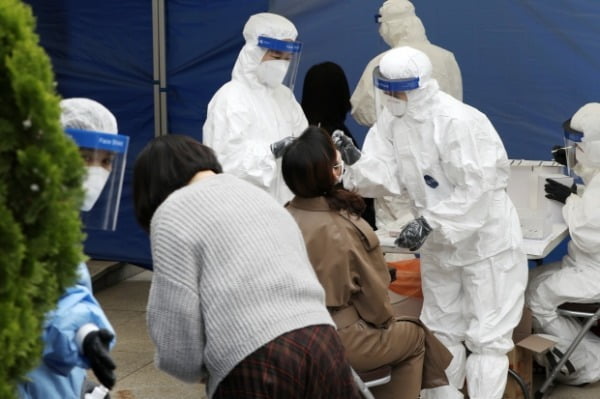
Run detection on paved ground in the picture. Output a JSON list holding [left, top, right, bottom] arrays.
[[89, 261, 600, 399], [89, 262, 204, 399]]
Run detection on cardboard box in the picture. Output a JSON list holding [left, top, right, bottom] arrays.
[[503, 308, 557, 399]]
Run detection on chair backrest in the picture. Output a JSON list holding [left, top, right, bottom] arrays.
[[557, 302, 600, 318], [351, 365, 392, 399], [358, 365, 392, 388]]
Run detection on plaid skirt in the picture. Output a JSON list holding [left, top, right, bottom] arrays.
[[212, 324, 361, 399]]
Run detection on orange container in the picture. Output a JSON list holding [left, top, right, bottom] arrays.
[[387, 258, 423, 299]]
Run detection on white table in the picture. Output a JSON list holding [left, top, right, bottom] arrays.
[[522, 223, 569, 260], [377, 223, 569, 260]]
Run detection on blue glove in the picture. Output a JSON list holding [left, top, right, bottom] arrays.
[[394, 216, 432, 251], [544, 178, 576, 204], [332, 130, 361, 165], [270, 136, 295, 158]]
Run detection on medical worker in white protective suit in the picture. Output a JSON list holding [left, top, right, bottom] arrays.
[[18, 98, 129, 399], [351, 0, 463, 237], [203, 12, 308, 205], [526, 102, 600, 385], [334, 46, 528, 399], [350, 0, 462, 128]]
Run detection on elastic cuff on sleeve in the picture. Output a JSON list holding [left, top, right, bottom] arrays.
[[76, 323, 99, 353]]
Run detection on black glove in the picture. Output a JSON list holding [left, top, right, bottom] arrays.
[[544, 178, 577, 204], [388, 267, 397, 282], [332, 130, 361, 165], [551, 145, 568, 166], [394, 216, 432, 251], [270, 136, 295, 158], [83, 329, 116, 389]]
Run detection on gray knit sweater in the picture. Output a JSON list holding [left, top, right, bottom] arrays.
[[148, 173, 333, 398]]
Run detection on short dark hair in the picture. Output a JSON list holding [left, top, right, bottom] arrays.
[[282, 126, 365, 215], [132, 134, 222, 232]]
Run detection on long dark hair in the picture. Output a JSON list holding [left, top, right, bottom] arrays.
[[132, 134, 222, 232], [301, 62, 357, 145], [282, 126, 365, 215]]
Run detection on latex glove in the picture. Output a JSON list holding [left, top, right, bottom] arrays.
[[332, 130, 361, 165], [83, 329, 116, 389], [394, 216, 432, 251], [270, 136, 295, 158], [544, 178, 577, 204], [388, 267, 397, 282], [551, 145, 568, 166]]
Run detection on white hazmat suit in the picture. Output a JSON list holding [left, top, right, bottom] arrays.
[[343, 46, 528, 399], [203, 13, 308, 204], [526, 102, 600, 385], [351, 0, 463, 128]]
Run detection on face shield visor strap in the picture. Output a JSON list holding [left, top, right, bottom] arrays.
[[372, 66, 420, 119], [65, 128, 130, 231], [562, 119, 583, 178], [257, 35, 302, 91]]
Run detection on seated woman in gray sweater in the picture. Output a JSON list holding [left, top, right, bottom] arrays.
[[132, 134, 360, 399]]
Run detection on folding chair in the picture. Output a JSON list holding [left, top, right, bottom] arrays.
[[535, 302, 600, 399], [351, 365, 392, 399]]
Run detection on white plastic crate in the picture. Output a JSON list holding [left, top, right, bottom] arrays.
[[508, 160, 571, 240]]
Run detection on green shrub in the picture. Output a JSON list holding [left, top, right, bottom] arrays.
[[0, 0, 86, 396]]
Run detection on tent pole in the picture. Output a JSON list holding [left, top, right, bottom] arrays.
[[152, 0, 167, 137]]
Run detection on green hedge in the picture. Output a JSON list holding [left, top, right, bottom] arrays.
[[0, 0, 86, 396]]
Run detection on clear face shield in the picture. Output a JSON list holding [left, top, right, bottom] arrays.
[[564, 120, 600, 184], [373, 66, 419, 119], [563, 119, 584, 182], [256, 35, 302, 91], [65, 128, 129, 231]]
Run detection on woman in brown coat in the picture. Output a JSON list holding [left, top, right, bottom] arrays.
[[282, 126, 451, 399]]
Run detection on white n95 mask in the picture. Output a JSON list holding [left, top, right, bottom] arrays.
[[573, 163, 596, 185], [256, 60, 289, 88], [383, 96, 407, 117], [82, 166, 110, 211]]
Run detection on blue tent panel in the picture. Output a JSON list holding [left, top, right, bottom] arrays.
[[27, 0, 599, 267]]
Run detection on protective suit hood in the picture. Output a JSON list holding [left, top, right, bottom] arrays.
[[378, 0, 428, 46], [60, 98, 118, 134], [572, 102, 600, 177], [379, 46, 439, 119], [232, 13, 298, 90]]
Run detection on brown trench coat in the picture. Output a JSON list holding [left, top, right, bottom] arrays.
[[286, 196, 451, 390]]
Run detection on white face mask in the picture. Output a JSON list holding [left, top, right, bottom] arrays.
[[256, 59, 289, 88], [573, 163, 597, 185], [82, 166, 110, 211], [383, 95, 407, 117], [333, 152, 344, 184]]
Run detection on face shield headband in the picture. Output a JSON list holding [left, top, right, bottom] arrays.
[[373, 66, 420, 92], [257, 36, 302, 53]]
